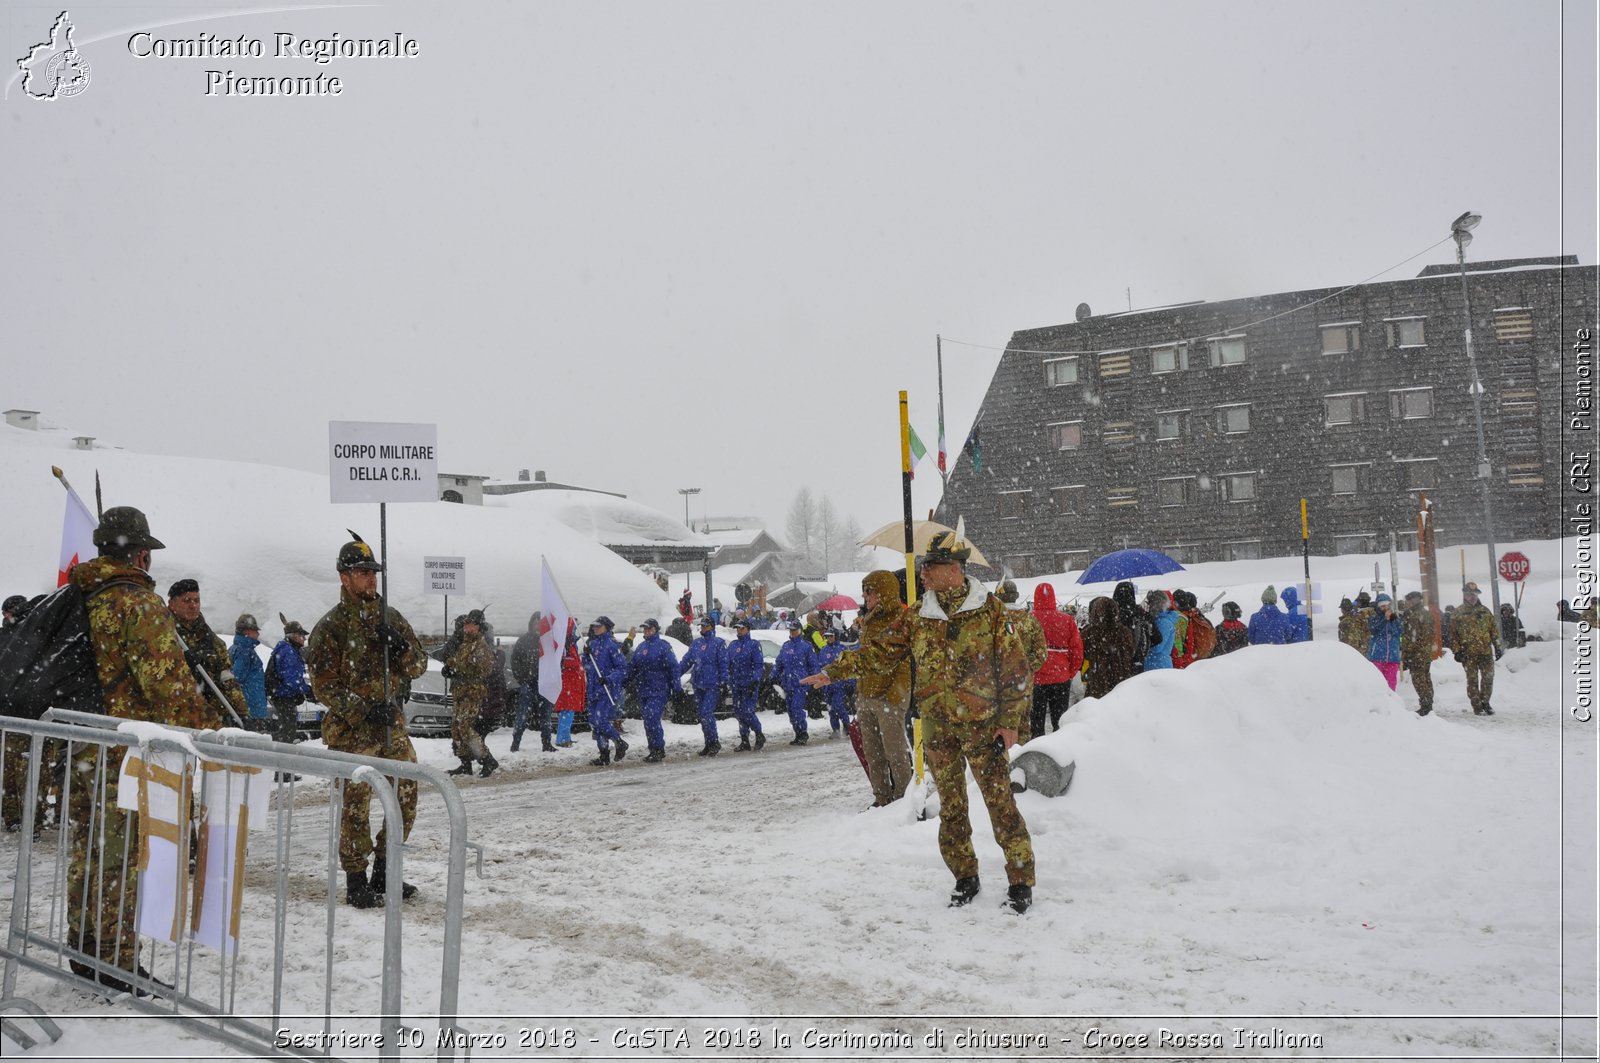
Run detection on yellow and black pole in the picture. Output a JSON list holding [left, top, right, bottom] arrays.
[[1301, 498, 1314, 641], [899, 391, 926, 790]]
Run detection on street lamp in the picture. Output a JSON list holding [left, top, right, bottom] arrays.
[[1450, 210, 1502, 617], [677, 487, 701, 595]]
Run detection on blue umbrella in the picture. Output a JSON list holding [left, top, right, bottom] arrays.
[[1075, 548, 1186, 585]]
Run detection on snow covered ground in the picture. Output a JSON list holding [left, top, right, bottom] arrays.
[[1, 424, 1595, 1061]]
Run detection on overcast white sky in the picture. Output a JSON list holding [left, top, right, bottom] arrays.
[[3, 0, 1594, 539]]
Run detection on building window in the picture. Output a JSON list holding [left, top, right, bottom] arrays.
[[1057, 550, 1090, 573], [1050, 485, 1086, 515], [1334, 532, 1379, 555], [1492, 309, 1533, 342], [1319, 322, 1362, 354], [1325, 393, 1367, 426], [1155, 410, 1189, 441], [1398, 458, 1438, 491], [1044, 357, 1079, 386], [997, 490, 1030, 519], [1389, 387, 1434, 420], [1103, 421, 1136, 446], [1215, 404, 1251, 434], [1099, 351, 1133, 377], [1393, 531, 1419, 552], [1331, 464, 1368, 496], [1005, 555, 1038, 578], [1107, 486, 1139, 508], [1157, 477, 1196, 507], [1207, 335, 1248, 367], [1220, 540, 1262, 561], [1162, 544, 1202, 564], [1151, 343, 1189, 374], [1219, 472, 1258, 503], [1385, 317, 1426, 348], [1047, 421, 1083, 450]]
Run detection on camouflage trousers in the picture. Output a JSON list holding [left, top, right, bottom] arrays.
[[333, 730, 419, 875], [856, 694, 913, 806], [450, 690, 488, 761], [924, 715, 1035, 888], [1405, 659, 1433, 711], [1461, 653, 1495, 711], [65, 745, 141, 972], [3, 733, 59, 830]]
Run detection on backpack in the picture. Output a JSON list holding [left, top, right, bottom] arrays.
[[0, 583, 109, 720], [1188, 612, 1218, 660], [264, 645, 282, 698]]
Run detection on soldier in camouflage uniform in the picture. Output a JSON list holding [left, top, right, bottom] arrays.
[[995, 580, 1047, 741], [306, 535, 428, 908], [1449, 581, 1503, 716], [1337, 599, 1367, 653], [1399, 591, 1437, 716], [805, 529, 1037, 913], [67, 507, 219, 993], [443, 609, 498, 778], [167, 578, 249, 726]]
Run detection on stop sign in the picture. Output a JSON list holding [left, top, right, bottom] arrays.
[[1498, 551, 1531, 583]]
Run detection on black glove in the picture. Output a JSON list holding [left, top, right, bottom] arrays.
[[364, 701, 397, 727], [1493, 645, 1504, 661], [440, 664, 457, 680], [1452, 651, 1463, 663], [183, 646, 206, 671], [375, 621, 410, 658]]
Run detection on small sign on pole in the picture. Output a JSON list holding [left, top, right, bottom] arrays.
[[328, 421, 439, 504], [423, 556, 466, 595]]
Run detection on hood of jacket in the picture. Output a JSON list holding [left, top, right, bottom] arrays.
[[1280, 585, 1301, 613], [1033, 582, 1058, 614], [861, 570, 902, 616], [69, 555, 155, 596], [1087, 596, 1117, 626]]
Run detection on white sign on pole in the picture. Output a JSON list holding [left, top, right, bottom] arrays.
[[328, 421, 439, 504], [423, 556, 466, 596]]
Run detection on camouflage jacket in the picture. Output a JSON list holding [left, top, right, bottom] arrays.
[[446, 632, 495, 698], [173, 612, 249, 722], [70, 556, 218, 730], [1337, 615, 1367, 652], [852, 571, 912, 705], [1450, 602, 1501, 658], [1400, 603, 1437, 664], [823, 577, 1031, 731], [306, 588, 427, 750], [1011, 610, 1048, 676]]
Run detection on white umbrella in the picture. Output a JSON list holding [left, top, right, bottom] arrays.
[[858, 519, 990, 567]]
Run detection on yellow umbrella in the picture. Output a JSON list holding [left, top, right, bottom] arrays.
[[857, 519, 990, 567]]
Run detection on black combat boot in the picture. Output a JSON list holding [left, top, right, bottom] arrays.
[[345, 870, 384, 909], [735, 737, 752, 752], [753, 732, 766, 750], [590, 747, 612, 767], [614, 737, 629, 761], [509, 733, 522, 752], [478, 753, 499, 778], [368, 863, 418, 901], [447, 758, 474, 776], [790, 732, 809, 746], [698, 741, 719, 757], [541, 738, 556, 752], [643, 748, 665, 763], [1003, 884, 1033, 914], [1417, 702, 1433, 716], [948, 876, 981, 907]]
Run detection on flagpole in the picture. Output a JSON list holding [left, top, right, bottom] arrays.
[[936, 335, 947, 487]]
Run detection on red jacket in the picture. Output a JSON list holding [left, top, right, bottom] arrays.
[[1032, 583, 1085, 685], [555, 623, 587, 713]]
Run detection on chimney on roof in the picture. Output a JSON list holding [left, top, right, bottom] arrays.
[[518, 469, 530, 481], [3, 409, 40, 430], [73, 436, 94, 450], [534, 470, 547, 483]]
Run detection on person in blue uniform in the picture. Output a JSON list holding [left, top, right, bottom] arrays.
[[583, 616, 630, 765], [725, 618, 767, 751], [771, 620, 819, 745], [625, 618, 680, 762], [679, 616, 728, 756]]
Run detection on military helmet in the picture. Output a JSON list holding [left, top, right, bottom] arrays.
[[922, 529, 972, 565], [1463, 581, 1482, 595], [994, 579, 1020, 604], [336, 538, 383, 572], [93, 506, 165, 550]]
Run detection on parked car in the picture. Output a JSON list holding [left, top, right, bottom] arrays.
[[403, 659, 453, 738]]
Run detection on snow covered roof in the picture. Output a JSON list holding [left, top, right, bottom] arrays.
[[488, 488, 714, 550]]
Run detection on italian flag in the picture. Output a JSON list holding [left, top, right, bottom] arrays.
[[908, 425, 928, 479]]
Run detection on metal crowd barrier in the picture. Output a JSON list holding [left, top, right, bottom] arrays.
[[1, 710, 478, 1060]]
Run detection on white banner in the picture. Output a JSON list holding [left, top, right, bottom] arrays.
[[538, 557, 572, 704], [327, 421, 438, 504], [423, 555, 466, 595]]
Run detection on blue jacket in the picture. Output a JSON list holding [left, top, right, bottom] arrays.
[[1247, 603, 1293, 645], [1280, 586, 1311, 643], [625, 633, 680, 702], [771, 637, 818, 690], [815, 643, 854, 691], [727, 633, 767, 692], [267, 639, 313, 701], [583, 632, 629, 708], [680, 633, 728, 692], [1142, 610, 1178, 671], [229, 633, 269, 719], [1367, 611, 1404, 663]]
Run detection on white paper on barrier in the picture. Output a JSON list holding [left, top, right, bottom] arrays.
[[118, 748, 191, 946], [192, 763, 270, 955]]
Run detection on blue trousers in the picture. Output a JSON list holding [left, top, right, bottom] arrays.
[[640, 692, 668, 752], [826, 690, 850, 733], [695, 688, 721, 746], [589, 692, 622, 748], [556, 710, 574, 744], [731, 687, 763, 740], [784, 686, 809, 736]]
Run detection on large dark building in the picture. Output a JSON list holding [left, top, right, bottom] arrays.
[[937, 257, 1595, 575]]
